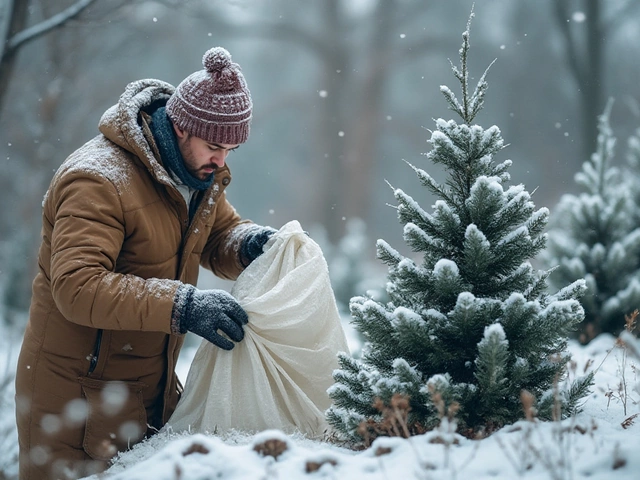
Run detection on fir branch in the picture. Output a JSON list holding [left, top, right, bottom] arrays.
[[462, 224, 492, 284], [492, 159, 513, 182], [526, 207, 550, 239], [474, 324, 511, 420], [524, 269, 552, 301], [490, 264, 536, 298], [442, 6, 495, 125], [564, 372, 595, 415], [575, 98, 616, 198], [404, 223, 449, 257], [376, 239, 404, 267], [467, 59, 497, 122], [459, 11, 473, 121]]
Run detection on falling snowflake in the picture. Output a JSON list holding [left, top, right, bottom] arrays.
[[572, 11, 586, 23]]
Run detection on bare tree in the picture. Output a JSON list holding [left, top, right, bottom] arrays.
[[552, 0, 640, 159], [0, 0, 98, 112]]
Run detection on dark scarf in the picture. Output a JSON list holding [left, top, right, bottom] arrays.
[[149, 106, 214, 191]]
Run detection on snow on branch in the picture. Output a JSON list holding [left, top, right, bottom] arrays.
[[440, 7, 495, 125], [6, 0, 97, 52]]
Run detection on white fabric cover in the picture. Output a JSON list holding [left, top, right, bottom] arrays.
[[166, 220, 349, 437]]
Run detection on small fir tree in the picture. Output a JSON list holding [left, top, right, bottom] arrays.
[[327, 14, 592, 441], [544, 100, 640, 342], [626, 125, 640, 226], [545, 100, 640, 343]]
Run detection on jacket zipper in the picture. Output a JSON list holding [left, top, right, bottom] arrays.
[[88, 329, 103, 374]]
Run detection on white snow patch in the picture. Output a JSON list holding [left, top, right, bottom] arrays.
[[433, 258, 459, 276]]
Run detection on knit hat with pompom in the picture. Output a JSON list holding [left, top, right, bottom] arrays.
[[166, 47, 252, 145]]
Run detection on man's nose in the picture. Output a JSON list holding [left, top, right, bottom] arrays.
[[212, 151, 228, 167]]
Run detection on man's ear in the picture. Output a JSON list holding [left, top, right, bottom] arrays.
[[172, 121, 187, 139]]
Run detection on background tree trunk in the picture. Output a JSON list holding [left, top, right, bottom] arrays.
[[552, 0, 640, 160], [0, 0, 29, 113]]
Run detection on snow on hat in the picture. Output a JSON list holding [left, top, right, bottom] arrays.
[[166, 47, 252, 145]]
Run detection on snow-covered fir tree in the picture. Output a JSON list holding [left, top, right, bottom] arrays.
[[544, 101, 640, 342], [327, 14, 592, 441], [626, 125, 640, 226]]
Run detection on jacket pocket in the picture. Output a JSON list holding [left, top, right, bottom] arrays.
[[78, 376, 148, 461]]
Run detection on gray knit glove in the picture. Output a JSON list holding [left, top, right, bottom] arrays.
[[172, 285, 248, 350], [239, 225, 277, 267]]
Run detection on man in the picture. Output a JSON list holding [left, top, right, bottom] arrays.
[[15, 47, 276, 479]]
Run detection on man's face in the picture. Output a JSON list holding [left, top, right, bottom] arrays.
[[173, 124, 239, 180]]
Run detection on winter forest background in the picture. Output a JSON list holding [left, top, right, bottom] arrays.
[[2, 0, 640, 479], [3, 0, 640, 321]]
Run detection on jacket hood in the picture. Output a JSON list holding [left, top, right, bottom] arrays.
[[99, 79, 175, 170]]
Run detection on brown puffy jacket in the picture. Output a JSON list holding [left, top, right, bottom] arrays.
[[15, 79, 250, 479]]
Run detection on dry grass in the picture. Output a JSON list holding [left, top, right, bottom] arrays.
[[356, 394, 427, 448]]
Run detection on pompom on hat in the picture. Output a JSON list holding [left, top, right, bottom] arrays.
[[166, 47, 252, 145]]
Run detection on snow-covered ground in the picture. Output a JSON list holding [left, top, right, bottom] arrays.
[[91, 331, 639, 480], [0, 325, 23, 479], [2, 321, 639, 479]]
